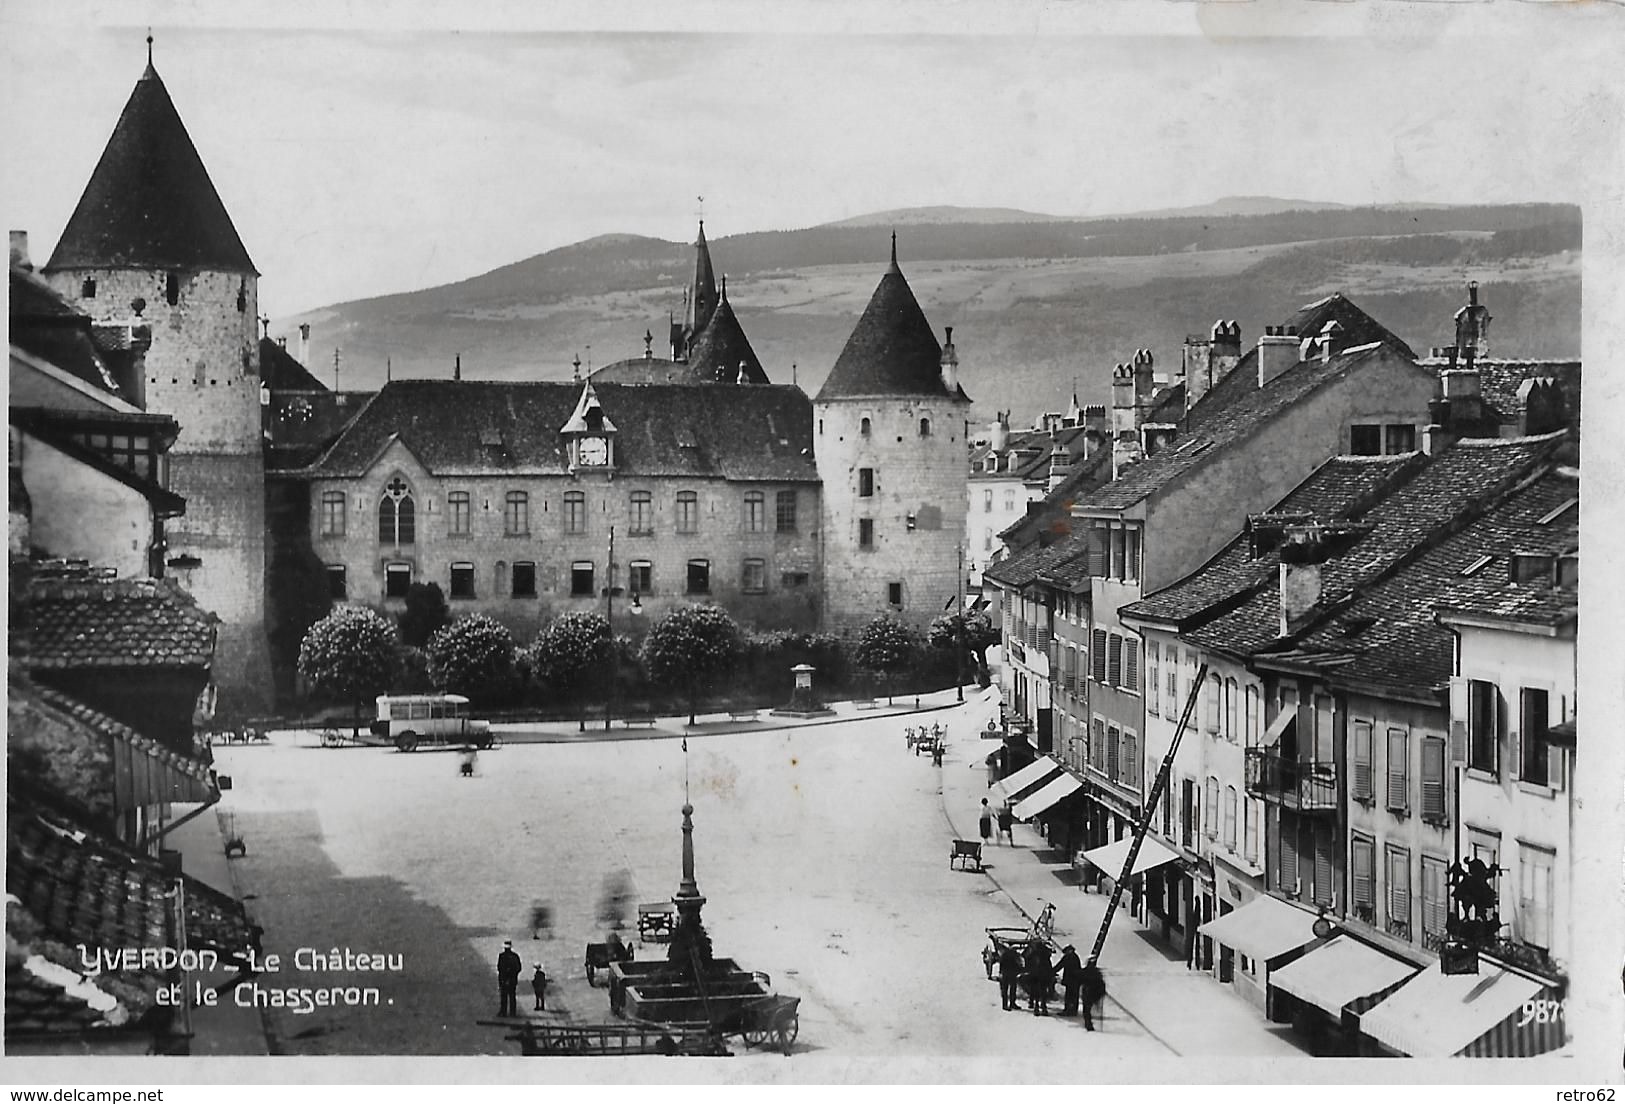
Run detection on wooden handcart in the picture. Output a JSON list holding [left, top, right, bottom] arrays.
[[712, 993, 801, 1055], [951, 839, 983, 872], [637, 902, 677, 943], [584, 937, 635, 985]]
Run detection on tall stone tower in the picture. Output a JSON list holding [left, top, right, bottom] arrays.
[[42, 45, 270, 710], [815, 236, 971, 635]]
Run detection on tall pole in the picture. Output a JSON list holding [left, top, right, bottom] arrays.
[[956, 542, 965, 703], [605, 526, 616, 731]]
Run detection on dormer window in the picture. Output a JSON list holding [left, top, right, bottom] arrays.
[[81, 277, 96, 299]]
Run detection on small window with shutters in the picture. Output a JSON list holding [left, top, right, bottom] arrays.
[[1205, 674, 1221, 733], [1352, 721, 1374, 803], [1386, 846, 1411, 938], [1351, 835, 1376, 919], [1467, 677, 1500, 775], [1121, 730, 1137, 787], [1421, 855, 1448, 945], [1223, 786, 1237, 851], [1420, 737, 1447, 822], [1204, 777, 1219, 838], [1278, 819, 1299, 893], [1123, 638, 1138, 693], [1106, 725, 1120, 779], [1519, 688, 1550, 786], [1086, 525, 1107, 577], [1148, 642, 1160, 715], [1166, 648, 1180, 717], [1225, 678, 1239, 742], [1386, 727, 1409, 813]]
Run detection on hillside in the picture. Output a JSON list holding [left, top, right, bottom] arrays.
[[281, 203, 1580, 423]]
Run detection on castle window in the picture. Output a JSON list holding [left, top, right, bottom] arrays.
[[385, 562, 412, 598], [504, 491, 530, 537], [859, 518, 875, 550], [237, 279, 247, 312], [888, 582, 903, 607], [676, 491, 699, 534], [744, 491, 766, 533], [378, 477, 415, 545], [686, 559, 711, 594], [326, 565, 347, 600], [781, 571, 809, 588], [630, 491, 653, 535], [166, 271, 180, 306], [320, 491, 346, 537], [512, 561, 536, 598], [629, 560, 653, 595], [860, 417, 872, 437], [742, 558, 767, 593], [449, 491, 471, 536], [81, 277, 96, 299], [564, 491, 586, 534], [775, 490, 797, 532], [858, 468, 874, 498], [919, 417, 932, 437], [450, 562, 476, 599], [571, 561, 595, 597]]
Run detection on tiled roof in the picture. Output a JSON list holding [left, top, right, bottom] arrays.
[[1075, 343, 1425, 513], [983, 529, 1089, 589], [591, 356, 702, 385], [1181, 433, 1569, 663], [307, 380, 819, 482], [816, 247, 968, 402], [259, 338, 327, 391], [9, 268, 131, 399], [689, 222, 718, 339], [6, 795, 253, 1040], [685, 288, 770, 385], [1282, 469, 1577, 692], [970, 427, 1093, 485], [45, 63, 256, 274], [996, 447, 1113, 553], [30, 678, 217, 791], [1123, 454, 1421, 627], [23, 568, 217, 671]]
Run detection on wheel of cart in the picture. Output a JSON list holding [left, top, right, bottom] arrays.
[[583, 937, 635, 985], [982, 927, 1037, 979], [739, 995, 800, 1055], [475, 731, 503, 750], [320, 727, 344, 747], [395, 730, 419, 753]]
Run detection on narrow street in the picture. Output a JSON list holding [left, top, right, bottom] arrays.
[[199, 689, 1304, 1069]]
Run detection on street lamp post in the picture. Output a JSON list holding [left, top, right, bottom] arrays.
[[605, 526, 616, 732], [956, 542, 966, 703]]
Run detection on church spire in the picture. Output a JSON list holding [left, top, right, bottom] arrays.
[[688, 220, 718, 340]]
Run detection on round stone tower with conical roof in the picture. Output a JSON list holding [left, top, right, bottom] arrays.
[[41, 43, 270, 710], [815, 236, 970, 634]]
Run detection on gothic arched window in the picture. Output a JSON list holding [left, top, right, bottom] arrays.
[[378, 476, 415, 545]]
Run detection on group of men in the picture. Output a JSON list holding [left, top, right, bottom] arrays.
[[995, 941, 1106, 1030]]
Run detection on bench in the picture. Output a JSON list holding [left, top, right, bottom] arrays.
[[853, 699, 880, 711], [727, 709, 759, 722], [620, 717, 658, 729], [951, 839, 984, 872]]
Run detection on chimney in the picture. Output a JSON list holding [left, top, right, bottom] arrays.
[[1257, 326, 1300, 387], [737, 360, 750, 385], [1442, 368, 1483, 427], [297, 323, 311, 367], [1516, 376, 1566, 436], [454, 354, 462, 382], [1046, 446, 1071, 493], [9, 230, 30, 270], [940, 326, 959, 393], [1278, 528, 1328, 636], [1454, 280, 1492, 362], [989, 410, 1009, 452], [1422, 397, 1454, 455], [1111, 362, 1137, 437], [1132, 348, 1156, 422]]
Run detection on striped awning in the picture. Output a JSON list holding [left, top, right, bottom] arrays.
[[1359, 960, 1564, 1057], [1198, 893, 1319, 963], [990, 756, 1063, 805], [1011, 772, 1082, 820], [1269, 935, 1419, 1017]]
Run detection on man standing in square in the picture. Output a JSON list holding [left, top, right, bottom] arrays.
[[497, 940, 522, 1017]]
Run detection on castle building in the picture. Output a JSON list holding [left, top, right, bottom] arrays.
[[39, 49, 270, 710], [814, 236, 971, 634]]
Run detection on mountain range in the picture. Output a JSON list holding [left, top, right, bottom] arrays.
[[281, 200, 1580, 425]]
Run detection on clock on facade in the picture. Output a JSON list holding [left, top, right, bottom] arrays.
[[578, 436, 609, 466]]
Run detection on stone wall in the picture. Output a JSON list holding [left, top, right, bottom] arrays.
[[815, 397, 970, 635], [17, 435, 156, 579]]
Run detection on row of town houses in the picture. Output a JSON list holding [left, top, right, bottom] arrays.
[[977, 284, 1578, 1058]]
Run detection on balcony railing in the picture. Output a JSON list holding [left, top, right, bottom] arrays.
[[1245, 748, 1338, 812]]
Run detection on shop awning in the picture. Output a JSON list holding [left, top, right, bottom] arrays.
[[1011, 772, 1082, 820], [1269, 935, 1419, 1017], [1198, 893, 1319, 962], [1079, 833, 1181, 879], [990, 756, 1063, 805], [1358, 960, 1561, 1057]]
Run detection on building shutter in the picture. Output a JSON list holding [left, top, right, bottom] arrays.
[[1448, 675, 1469, 763], [1107, 726, 1120, 779], [1122, 731, 1137, 788], [1092, 629, 1108, 683], [1352, 721, 1374, 802], [1279, 819, 1299, 892], [1386, 727, 1408, 813], [1420, 737, 1446, 820], [1087, 526, 1107, 577], [1313, 823, 1334, 906], [1107, 634, 1122, 686], [1421, 856, 1447, 942], [1351, 837, 1374, 908], [1387, 848, 1410, 930], [1123, 638, 1139, 693], [1204, 777, 1219, 837]]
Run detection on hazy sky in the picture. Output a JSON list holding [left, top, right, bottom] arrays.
[[2, 1, 1620, 321]]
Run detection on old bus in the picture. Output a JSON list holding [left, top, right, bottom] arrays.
[[371, 693, 495, 752]]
